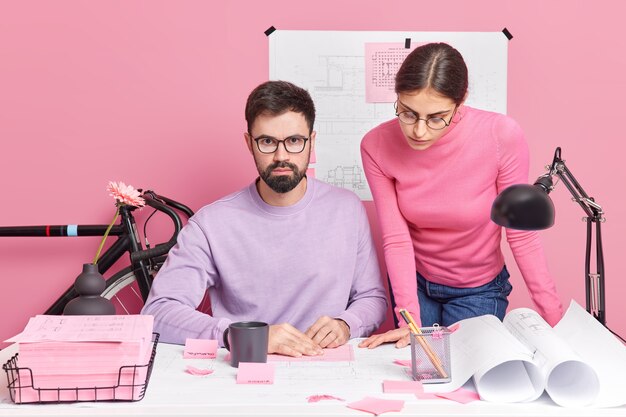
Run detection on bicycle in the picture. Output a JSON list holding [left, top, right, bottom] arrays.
[[0, 190, 195, 315]]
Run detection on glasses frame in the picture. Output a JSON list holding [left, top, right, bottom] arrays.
[[394, 102, 459, 131], [250, 135, 310, 154]]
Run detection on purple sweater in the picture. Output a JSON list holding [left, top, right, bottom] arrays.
[[142, 178, 387, 345]]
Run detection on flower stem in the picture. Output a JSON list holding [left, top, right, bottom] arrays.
[[93, 206, 120, 264]]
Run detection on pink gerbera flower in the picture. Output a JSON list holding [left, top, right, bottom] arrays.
[[93, 181, 145, 264], [107, 181, 145, 207]]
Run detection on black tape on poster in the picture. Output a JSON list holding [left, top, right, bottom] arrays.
[[264, 26, 276, 36], [502, 28, 513, 40]]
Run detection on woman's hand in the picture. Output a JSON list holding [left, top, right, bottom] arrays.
[[358, 327, 411, 349]]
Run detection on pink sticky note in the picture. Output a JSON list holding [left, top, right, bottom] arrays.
[[365, 43, 420, 103], [435, 388, 480, 404], [307, 394, 345, 403], [236, 362, 275, 384], [268, 344, 354, 362], [347, 397, 404, 416], [383, 380, 424, 394], [185, 366, 214, 376], [448, 323, 461, 333], [393, 359, 412, 367], [184, 338, 217, 359]]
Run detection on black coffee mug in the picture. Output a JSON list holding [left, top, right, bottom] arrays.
[[223, 321, 269, 368]]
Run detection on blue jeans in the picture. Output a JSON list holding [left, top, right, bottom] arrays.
[[418, 266, 513, 326], [388, 266, 513, 327]]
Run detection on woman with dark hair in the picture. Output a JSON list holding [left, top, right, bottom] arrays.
[[359, 43, 563, 349]]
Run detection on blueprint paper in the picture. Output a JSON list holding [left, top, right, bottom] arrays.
[[553, 301, 626, 408], [270, 30, 507, 200], [435, 301, 622, 407]]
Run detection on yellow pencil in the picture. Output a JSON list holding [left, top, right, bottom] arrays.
[[399, 309, 448, 379], [402, 310, 446, 372]]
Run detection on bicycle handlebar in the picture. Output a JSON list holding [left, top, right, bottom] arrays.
[[151, 193, 195, 219], [129, 191, 192, 263], [0, 189, 194, 262]]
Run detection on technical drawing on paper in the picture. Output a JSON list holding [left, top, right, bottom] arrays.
[[323, 164, 367, 192], [370, 48, 402, 88], [270, 31, 508, 200], [365, 42, 417, 103]]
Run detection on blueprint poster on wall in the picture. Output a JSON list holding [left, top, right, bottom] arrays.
[[269, 31, 508, 200]]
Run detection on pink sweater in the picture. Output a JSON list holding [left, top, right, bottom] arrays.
[[361, 106, 563, 327]]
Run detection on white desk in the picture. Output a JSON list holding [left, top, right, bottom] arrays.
[[1, 340, 625, 417]]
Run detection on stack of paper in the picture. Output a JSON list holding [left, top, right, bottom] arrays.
[[4, 315, 154, 403]]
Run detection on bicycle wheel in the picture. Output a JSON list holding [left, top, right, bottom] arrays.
[[101, 259, 165, 315], [103, 261, 213, 316]]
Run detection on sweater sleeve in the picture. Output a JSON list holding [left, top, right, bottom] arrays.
[[336, 200, 388, 337], [495, 117, 564, 326], [141, 219, 232, 345], [361, 130, 422, 327]]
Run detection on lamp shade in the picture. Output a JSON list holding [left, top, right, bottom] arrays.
[[491, 184, 555, 230]]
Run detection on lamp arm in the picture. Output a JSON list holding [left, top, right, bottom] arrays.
[[548, 147, 604, 221], [546, 147, 606, 325]]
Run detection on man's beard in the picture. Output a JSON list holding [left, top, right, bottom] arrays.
[[259, 161, 307, 193]]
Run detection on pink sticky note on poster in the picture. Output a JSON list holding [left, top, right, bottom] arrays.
[[236, 362, 275, 384], [347, 397, 404, 416], [435, 388, 480, 404], [184, 338, 218, 359], [382, 380, 424, 394], [364, 42, 421, 103]]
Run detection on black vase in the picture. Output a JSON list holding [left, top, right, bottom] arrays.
[[63, 263, 116, 315]]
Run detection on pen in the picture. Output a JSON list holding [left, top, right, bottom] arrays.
[[399, 309, 448, 379]]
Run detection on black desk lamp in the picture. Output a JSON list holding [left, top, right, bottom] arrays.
[[491, 147, 606, 325]]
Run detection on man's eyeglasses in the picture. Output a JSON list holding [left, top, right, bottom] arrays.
[[251, 135, 309, 154], [395, 102, 458, 130]]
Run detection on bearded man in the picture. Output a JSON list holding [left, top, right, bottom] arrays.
[[142, 81, 387, 357]]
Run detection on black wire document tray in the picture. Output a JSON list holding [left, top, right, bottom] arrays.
[[2, 332, 159, 404]]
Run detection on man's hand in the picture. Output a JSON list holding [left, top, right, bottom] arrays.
[[305, 316, 350, 349], [268, 323, 324, 357], [357, 327, 411, 349]]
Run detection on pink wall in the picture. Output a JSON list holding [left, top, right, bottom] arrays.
[[1, 1, 625, 344]]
